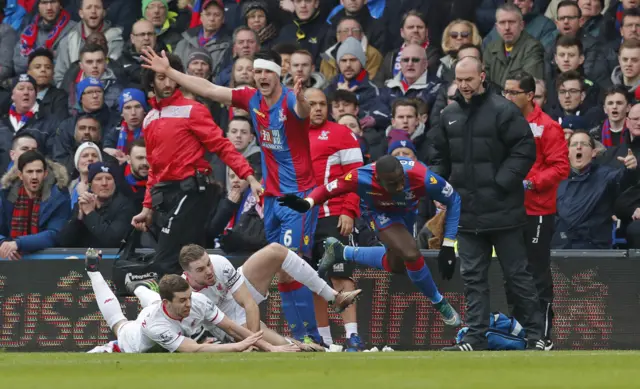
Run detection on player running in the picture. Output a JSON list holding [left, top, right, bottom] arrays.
[[140, 47, 321, 343], [278, 155, 462, 326], [85, 248, 298, 353], [132, 243, 360, 350]]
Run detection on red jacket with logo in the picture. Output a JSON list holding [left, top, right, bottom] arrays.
[[142, 90, 254, 208], [308, 121, 363, 219], [525, 104, 570, 215]]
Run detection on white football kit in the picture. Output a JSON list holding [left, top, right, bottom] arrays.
[[183, 254, 267, 325], [116, 292, 225, 353]]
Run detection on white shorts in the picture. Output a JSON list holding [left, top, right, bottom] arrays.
[[217, 266, 268, 325], [116, 321, 142, 353]]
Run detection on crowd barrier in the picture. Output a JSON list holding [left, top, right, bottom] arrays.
[[0, 249, 639, 351]]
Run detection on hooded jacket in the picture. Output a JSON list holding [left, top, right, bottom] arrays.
[[610, 66, 640, 94], [326, 6, 386, 54], [319, 36, 383, 81], [0, 160, 71, 252], [173, 26, 232, 77], [53, 20, 124, 86], [210, 138, 262, 192], [282, 72, 327, 90], [430, 89, 536, 232]]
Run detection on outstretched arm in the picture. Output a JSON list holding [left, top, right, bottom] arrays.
[[278, 170, 360, 213], [140, 47, 233, 106]]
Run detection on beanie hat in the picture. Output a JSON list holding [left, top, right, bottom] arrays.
[[337, 37, 366, 67], [13, 74, 37, 91], [561, 115, 588, 130], [76, 77, 104, 105], [119, 88, 149, 113], [74, 142, 103, 171], [242, 1, 268, 19], [88, 162, 114, 183], [142, 0, 168, 14], [186, 48, 214, 69], [387, 130, 417, 154]]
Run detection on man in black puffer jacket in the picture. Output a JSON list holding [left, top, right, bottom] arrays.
[[429, 57, 544, 352]]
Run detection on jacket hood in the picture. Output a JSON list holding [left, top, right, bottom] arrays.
[[242, 138, 261, 158], [321, 36, 370, 62], [611, 66, 640, 92], [1, 160, 69, 201], [283, 72, 326, 89]]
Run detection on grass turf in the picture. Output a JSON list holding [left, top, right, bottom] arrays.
[[1, 351, 639, 388]]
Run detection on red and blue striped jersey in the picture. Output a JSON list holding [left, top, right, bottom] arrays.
[[232, 86, 315, 197]]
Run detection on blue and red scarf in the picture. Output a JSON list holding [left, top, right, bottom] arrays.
[[197, 27, 218, 47], [19, 9, 71, 57], [116, 121, 142, 153], [124, 163, 147, 193], [615, 2, 625, 35], [393, 41, 428, 77], [602, 119, 628, 148], [9, 104, 35, 131], [337, 69, 367, 90]]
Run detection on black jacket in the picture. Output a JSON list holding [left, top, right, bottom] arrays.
[[326, 7, 386, 54], [39, 87, 69, 121], [0, 110, 61, 164], [429, 89, 536, 232], [57, 191, 137, 248]]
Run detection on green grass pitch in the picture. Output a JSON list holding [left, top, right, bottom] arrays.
[[2, 351, 640, 389]]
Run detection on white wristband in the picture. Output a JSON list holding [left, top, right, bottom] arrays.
[[305, 198, 315, 208], [442, 239, 455, 248]]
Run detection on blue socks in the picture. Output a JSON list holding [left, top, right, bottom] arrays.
[[278, 282, 321, 341], [405, 257, 443, 304], [344, 246, 386, 269]]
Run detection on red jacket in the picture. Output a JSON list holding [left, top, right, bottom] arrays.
[[142, 90, 254, 208], [308, 121, 363, 219], [525, 104, 570, 215]]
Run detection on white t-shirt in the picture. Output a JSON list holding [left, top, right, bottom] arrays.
[[118, 292, 225, 353], [183, 254, 245, 307]]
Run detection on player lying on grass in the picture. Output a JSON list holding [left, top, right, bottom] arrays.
[[85, 248, 299, 353], [278, 155, 463, 326], [128, 243, 361, 351]]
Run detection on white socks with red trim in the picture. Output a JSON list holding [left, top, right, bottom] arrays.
[[281, 250, 336, 302]]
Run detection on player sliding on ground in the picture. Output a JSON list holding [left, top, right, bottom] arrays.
[[279, 155, 463, 326], [85, 248, 299, 353], [127, 243, 361, 351]]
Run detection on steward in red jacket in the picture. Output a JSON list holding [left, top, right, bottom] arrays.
[[503, 72, 570, 350], [131, 54, 261, 277]]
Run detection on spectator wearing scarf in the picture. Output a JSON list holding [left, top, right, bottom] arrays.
[[174, 0, 231, 76], [324, 37, 390, 132], [14, 0, 76, 74], [0, 149, 70, 256], [115, 138, 148, 211], [103, 88, 148, 161], [242, 1, 278, 49]]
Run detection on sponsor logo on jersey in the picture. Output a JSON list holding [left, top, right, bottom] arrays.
[[442, 183, 454, 197], [400, 160, 415, 167], [429, 176, 438, 185]]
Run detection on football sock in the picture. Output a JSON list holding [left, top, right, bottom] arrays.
[[345, 322, 358, 338], [134, 286, 161, 308], [318, 326, 333, 345], [281, 250, 336, 302], [279, 282, 321, 341], [405, 256, 443, 304], [88, 271, 126, 329], [343, 246, 386, 270]]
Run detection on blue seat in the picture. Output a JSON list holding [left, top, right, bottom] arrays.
[[613, 221, 627, 247]]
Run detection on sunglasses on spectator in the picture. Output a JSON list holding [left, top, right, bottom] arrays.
[[450, 31, 470, 38], [401, 57, 422, 63]]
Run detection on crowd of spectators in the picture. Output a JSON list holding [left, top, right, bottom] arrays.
[[0, 0, 639, 257]]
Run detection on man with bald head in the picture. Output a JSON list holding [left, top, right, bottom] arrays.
[[305, 88, 365, 350], [430, 56, 545, 352], [116, 20, 162, 88], [382, 43, 442, 113]]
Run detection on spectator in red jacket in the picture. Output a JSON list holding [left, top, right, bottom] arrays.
[[305, 87, 364, 351], [131, 53, 261, 277], [503, 71, 570, 350]]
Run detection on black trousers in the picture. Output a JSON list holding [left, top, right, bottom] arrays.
[[458, 227, 543, 347], [506, 215, 555, 339], [150, 183, 217, 277]]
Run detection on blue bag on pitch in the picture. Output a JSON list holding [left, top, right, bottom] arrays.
[[455, 312, 526, 350]]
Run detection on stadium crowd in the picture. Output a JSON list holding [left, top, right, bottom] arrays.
[[2, 0, 640, 351]]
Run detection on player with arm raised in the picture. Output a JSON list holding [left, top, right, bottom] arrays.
[[85, 248, 298, 353], [140, 47, 322, 343], [279, 155, 462, 326]]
